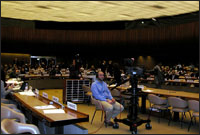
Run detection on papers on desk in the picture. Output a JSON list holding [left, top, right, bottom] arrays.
[[108, 84, 116, 87], [43, 109, 65, 114], [12, 86, 21, 90], [142, 89, 153, 92], [34, 105, 56, 110], [19, 91, 36, 96]]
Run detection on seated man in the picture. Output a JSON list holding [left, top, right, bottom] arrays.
[[91, 71, 124, 127]]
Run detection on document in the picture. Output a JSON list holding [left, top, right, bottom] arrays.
[[142, 89, 153, 92], [19, 91, 36, 96], [34, 105, 56, 109], [43, 109, 65, 114]]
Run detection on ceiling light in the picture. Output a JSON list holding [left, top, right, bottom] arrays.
[[152, 18, 156, 21]]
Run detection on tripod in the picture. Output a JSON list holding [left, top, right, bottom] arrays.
[[113, 75, 152, 134]]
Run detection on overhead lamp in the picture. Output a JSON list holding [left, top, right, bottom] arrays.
[[152, 18, 156, 21]]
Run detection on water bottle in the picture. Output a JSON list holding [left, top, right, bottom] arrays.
[[25, 83, 28, 91]]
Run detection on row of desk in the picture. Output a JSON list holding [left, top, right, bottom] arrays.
[[12, 92, 89, 134], [109, 85, 199, 121], [9, 82, 198, 134], [140, 78, 199, 87]]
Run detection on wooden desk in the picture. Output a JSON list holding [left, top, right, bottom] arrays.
[[141, 88, 199, 100], [19, 74, 70, 80], [109, 86, 199, 114], [140, 78, 199, 86], [13, 93, 89, 133], [141, 87, 199, 121]]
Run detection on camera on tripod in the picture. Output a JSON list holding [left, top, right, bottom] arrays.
[[112, 58, 152, 134]]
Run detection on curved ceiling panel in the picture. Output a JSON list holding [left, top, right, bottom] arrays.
[[1, 1, 199, 22]]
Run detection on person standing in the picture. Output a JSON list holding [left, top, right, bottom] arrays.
[[153, 63, 164, 88], [107, 60, 113, 76], [100, 60, 107, 74]]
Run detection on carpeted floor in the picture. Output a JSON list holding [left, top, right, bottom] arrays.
[[39, 89, 199, 134], [77, 102, 199, 134]]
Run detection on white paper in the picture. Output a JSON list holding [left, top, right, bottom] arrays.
[[142, 89, 153, 92], [43, 109, 65, 114], [19, 91, 36, 96], [34, 105, 56, 109], [109, 84, 116, 87]]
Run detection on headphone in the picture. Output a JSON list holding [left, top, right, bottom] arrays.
[[96, 72, 99, 78]]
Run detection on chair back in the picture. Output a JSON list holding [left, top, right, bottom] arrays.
[[82, 85, 91, 92], [1, 103, 21, 113], [1, 106, 26, 123], [1, 99, 10, 104], [148, 94, 165, 105], [168, 97, 188, 108], [91, 96, 103, 110], [1, 119, 40, 134], [111, 89, 120, 97], [188, 100, 199, 112]]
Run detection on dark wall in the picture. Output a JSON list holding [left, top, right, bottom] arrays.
[[1, 21, 199, 67], [1, 53, 30, 65]]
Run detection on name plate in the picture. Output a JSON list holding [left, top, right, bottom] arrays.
[[42, 92, 48, 98], [67, 101, 77, 111], [52, 96, 59, 103], [35, 89, 39, 95]]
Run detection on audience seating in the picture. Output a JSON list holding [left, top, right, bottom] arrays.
[[1, 103, 21, 113], [90, 95, 105, 125], [1, 119, 40, 134], [168, 97, 189, 128], [1, 106, 26, 123], [188, 100, 199, 131], [82, 85, 92, 106], [147, 94, 169, 123]]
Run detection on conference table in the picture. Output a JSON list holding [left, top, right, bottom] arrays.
[[18, 74, 70, 80], [108, 85, 199, 121], [140, 78, 199, 86], [12, 93, 89, 134]]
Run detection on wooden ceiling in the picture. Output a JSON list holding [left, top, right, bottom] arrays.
[[1, 1, 199, 22]]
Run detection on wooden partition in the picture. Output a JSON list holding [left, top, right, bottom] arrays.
[[1, 53, 30, 65]]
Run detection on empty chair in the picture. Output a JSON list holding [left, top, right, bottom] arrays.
[[1, 119, 40, 134], [1, 103, 21, 113], [1, 106, 26, 123], [111, 89, 121, 102], [1, 98, 10, 104], [82, 85, 92, 105], [147, 94, 169, 123], [90, 95, 105, 125], [168, 97, 189, 128], [188, 100, 199, 131]]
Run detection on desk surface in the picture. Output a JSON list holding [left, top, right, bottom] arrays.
[[142, 87, 199, 100], [108, 86, 199, 100], [13, 93, 89, 127], [141, 78, 199, 84]]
